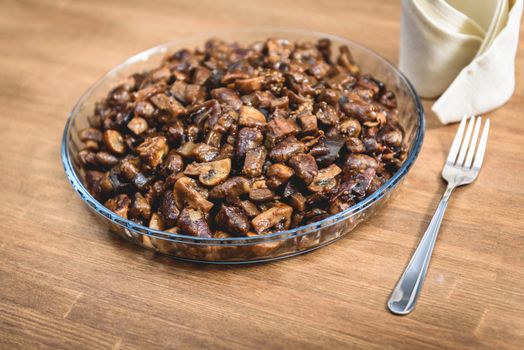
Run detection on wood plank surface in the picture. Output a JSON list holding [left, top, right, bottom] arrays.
[[1, 0, 523, 349]]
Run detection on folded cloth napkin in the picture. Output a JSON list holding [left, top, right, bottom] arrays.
[[400, 0, 523, 124]]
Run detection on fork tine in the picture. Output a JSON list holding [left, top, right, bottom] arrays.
[[464, 117, 482, 168], [456, 116, 475, 165], [473, 118, 490, 170], [446, 116, 467, 164]]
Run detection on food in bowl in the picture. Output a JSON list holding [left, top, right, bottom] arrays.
[[76, 37, 406, 240]]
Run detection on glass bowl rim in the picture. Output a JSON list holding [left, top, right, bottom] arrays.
[[61, 27, 425, 244]]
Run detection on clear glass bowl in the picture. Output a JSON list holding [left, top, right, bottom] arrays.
[[61, 29, 425, 264]]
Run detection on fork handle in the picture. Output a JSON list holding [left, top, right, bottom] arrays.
[[387, 184, 455, 315]]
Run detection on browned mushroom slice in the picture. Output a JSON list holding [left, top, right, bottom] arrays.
[[287, 192, 307, 212], [150, 93, 185, 118], [298, 114, 318, 134], [211, 87, 242, 111], [307, 164, 342, 192], [85, 170, 104, 199], [215, 204, 250, 236], [345, 137, 366, 153], [249, 180, 275, 202], [238, 106, 266, 127], [235, 76, 265, 94], [190, 143, 220, 162], [95, 151, 119, 168], [315, 101, 339, 126], [134, 101, 156, 119], [160, 151, 184, 176], [176, 141, 198, 158], [238, 200, 260, 218], [79, 128, 102, 143], [209, 176, 251, 199], [236, 127, 263, 158], [136, 136, 168, 169], [267, 115, 299, 142], [184, 158, 231, 186], [130, 192, 151, 221], [338, 118, 361, 137], [343, 154, 379, 172], [149, 212, 164, 230], [159, 190, 180, 226], [102, 130, 125, 155], [192, 66, 212, 86], [105, 194, 131, 219], [119, 157, 141, 180], [289, 153, 318, 185], [242, 147, 267, 178], [337, 45, 360, 75], [266, 164, 294, 189], [78, 150, 97, 168], [177, 208, 212, 238], [251, 203, 293, 233], [127, 117, 148, 135], [266, 38, 293, 64], [173, 176, 214, 212], [379, 127, 403, 147], [308, 60, 331, 80], [268, 136, 306, 163]]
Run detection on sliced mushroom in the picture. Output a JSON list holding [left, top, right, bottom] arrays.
[[209, 176, 251, 199], [343, 154, 379, 172], [177, 208, 212, 238], [191, 143, 220, 162], [307, 164, 342, 192], [267, 115, 299, 142], [184, 158, 231, 186], [289, 153, 318, 185], [79, 128, 102, 143], [238, 200, 260, 218], [235, 76, 265, 94], [251, 203, 293, 233], [299, 114, 318, 134], [150, 93, 185, 118], [105, 194, 131, 219], [211, 87, 242, 111], [266, 163, 294, 189], [134, 101, 156, 119], [159, 190, 180, 226], [130, 192, 151, 221], [242, 147, 267, 178], [173, 176, 214, 212], [102, 130, 125, 155], [236, 127, 263, 158], [95, 151, 119, 168], [268, 136, 306, 163], [136, 136, 168, 169], [238, 106, 267, 127], [215, 204, 250, 236], [127, 117, 148, 135]]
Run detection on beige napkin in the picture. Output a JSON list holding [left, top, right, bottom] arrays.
[[400, 0, 523, 124]]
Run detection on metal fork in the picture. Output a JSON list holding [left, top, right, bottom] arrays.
[[387, 116, 490, 315]]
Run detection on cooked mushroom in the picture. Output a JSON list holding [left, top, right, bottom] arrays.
[[79, 128, 102, 143], [184, 158, 231, 186], [307, 164, 342, 192], [209, 176, 251, 199], [238, 106, 266, 127], [127, 117, 148, 135], [251, 203, 293, 233], [211, 87, 242, 110], [268, 136, 306, 163], [289, 153, 318, 185], [173, 176, 214, 212], [343, 154, 379, 172], [242, 147, 267, 178], [105, 194, 131, 219], [235, 76, 265, 94], [267, 115, 299, 142], [266, 163, 294, 189], [102, 130, 125, 155], [159, 190, 180, 226], [215, 204, 250, 236], [236, 127, 263, 158], [177, 208, 212, 238], [150, 93, 185, 118], [130, 192, 151, 221], [136, 136, 168, 169]]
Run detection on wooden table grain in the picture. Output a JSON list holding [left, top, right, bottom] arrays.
[[1, 0, 523, 349]]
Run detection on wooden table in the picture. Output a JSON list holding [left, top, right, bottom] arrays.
[[1, 1, 523, 349]]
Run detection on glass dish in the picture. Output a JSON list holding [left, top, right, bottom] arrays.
[[61, 28, 425, 264]]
